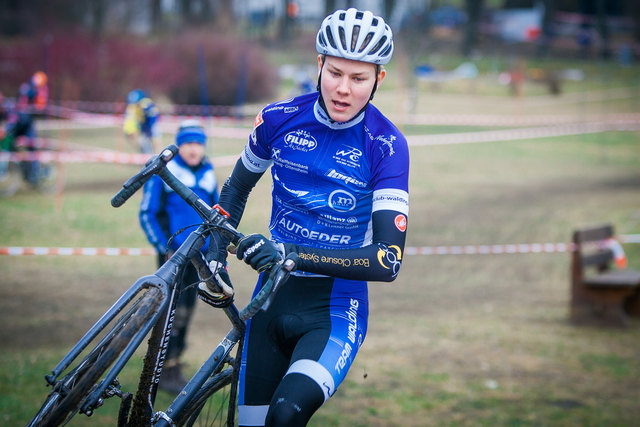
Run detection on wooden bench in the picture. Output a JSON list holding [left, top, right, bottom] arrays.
[[570, 224, 640, 327]]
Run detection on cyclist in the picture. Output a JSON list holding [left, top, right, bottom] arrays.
[[123, 89, 161, 154], [202, 8, 409, 426], [139, 119, 220, 394], [30, 71, 49, 114], [2, 72, 48, 186]]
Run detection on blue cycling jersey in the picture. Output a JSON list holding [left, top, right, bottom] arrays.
[[242, 92, 409, 251], [139, 155, 219, 253]]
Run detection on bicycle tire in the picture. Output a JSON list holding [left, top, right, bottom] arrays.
[[177, 367, 235, 427], [28, 287, 164, 426]]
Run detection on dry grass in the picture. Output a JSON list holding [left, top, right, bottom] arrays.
[[2, 63, 640, 425]]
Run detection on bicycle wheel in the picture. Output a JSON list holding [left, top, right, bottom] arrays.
[[0, 160, 21, 197], [28, 287, 164, 427], [178, 367, 236, 427]]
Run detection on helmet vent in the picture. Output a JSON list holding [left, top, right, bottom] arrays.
[[338, 27, 347, 51], [351, 26, 361, 51], [369, 36, 387, 55], [325, 25, 337, 49], [359, 33, 373, 53]]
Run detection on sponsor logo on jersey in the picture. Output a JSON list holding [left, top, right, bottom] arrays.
[[335, 298, 360, 374], [377, 244, 402, 277], [277, 218, 351, 244], [328, 190, 356, 212], [377, 134, 397, 156], [318, 213, 358, 225], [333, 145, 362, 168], [394, 214, 407, 232], [251, 111, 263, 144], [253, 111, 263, 128], [284, 129, 317, 152], [372, 192, 409, 209], [365, 125, 398, 157], [284, 106, 298, 113], [326, 169, 367, 188], [273, 156, 309, 174]]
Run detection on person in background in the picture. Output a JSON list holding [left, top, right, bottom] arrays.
[[2, 71, 49, 185], [201, 8, 409, 426], [30, 71, 48, 114], [123, 89, 160, 154], [139, 119, 220, 393]]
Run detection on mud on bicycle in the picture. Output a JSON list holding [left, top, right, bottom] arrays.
[[27, 145, 297, 426]]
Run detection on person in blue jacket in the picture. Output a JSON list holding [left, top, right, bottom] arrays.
[[201, 8, 409, 426], [139, 119, 219, 393]]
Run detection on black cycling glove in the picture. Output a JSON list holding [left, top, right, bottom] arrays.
[[233, 234, 285, 273]]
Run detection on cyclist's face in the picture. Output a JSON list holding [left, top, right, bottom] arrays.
[[318, 55, 386, 122], [178, 142, 205, 166]]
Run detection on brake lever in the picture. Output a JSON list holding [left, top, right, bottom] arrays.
[[261, 253, 299, 312]]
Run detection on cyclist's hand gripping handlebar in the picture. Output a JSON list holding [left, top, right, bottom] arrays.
[[110, 145, 178, 207]]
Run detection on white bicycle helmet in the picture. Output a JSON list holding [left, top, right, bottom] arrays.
[[316, 8, 394, 65]]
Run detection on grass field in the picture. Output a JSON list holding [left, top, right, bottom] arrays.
[[1, 55, 640, 426]]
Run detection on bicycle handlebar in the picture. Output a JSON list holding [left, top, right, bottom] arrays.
[[111, 146, 178, 208], [240, 253, 298, 321]]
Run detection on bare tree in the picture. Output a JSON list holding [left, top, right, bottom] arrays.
[[151, 0, 163, 34], [384, 0, 395, 21], [462, 0, 484, 57], [325, 0, 336, 16]]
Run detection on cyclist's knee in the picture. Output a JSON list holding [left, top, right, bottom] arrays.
[[264, 397, 307, 427], [264, 373, 324, 427]]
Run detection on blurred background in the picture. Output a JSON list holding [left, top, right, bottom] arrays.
[[2, 1, 640, 426], [1, 0, 639, 111]]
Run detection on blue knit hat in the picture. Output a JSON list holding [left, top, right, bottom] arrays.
[[176, 119, 207, 146]]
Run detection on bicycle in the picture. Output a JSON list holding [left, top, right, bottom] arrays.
[[27, 144, 298, 426]]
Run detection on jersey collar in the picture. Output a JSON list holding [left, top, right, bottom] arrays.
[[314, 99, 365, 130]]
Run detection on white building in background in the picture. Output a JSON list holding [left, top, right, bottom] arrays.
[[126, 0, 427, 35], [234, 0, 431, 24], [234, 0, 385, 21]]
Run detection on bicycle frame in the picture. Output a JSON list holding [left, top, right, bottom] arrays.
[[32, 145, 297, 426]]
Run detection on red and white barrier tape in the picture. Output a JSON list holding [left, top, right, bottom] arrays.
[[406, 120, 640, 146], [2, 235, 638, 256], [5, 116, 639, 166], [40, 109, 640, 135], [0, 150, 150, 165], [36, 88, 640, 119], [395, 112, 640, 127], [0, 247, 155, 256], [0, 150, 239, 167]]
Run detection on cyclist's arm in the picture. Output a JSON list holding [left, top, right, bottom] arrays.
[[284, 209, 407, 282], [206, 158, 263, 262], [139, 175, 170, 254], [217, 158, 264, 228]]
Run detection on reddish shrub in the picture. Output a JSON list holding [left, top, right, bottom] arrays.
[[0, 30, 278, 110]]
